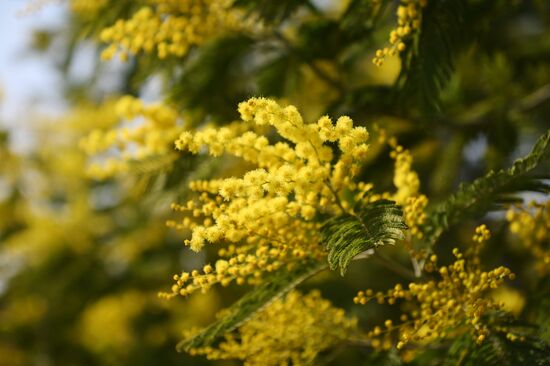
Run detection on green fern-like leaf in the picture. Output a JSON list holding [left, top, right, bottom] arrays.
[[321, 200, 407, 276], [530, 278, 550, 343], [397, 0, 465, 113], [422, 129, 550, 247], [176, 259, 326, 352], [444, 332, 550, 366], [168, 34, 255, 123], [233, 0, 305, 24], [339, 0, 381, 38]]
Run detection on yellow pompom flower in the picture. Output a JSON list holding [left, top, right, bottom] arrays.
[[161, 97, 371, 298], [507, 200, 550, 276], [187, 291, 358, 366], [389, 139, 428, 240], [98, 0, 245, 61], [69, 0, 108, 18], [78, 292, 146, 353], [355, 225, 515, 350], [79, 95, 183, 179], [373, 0, 428, 66]]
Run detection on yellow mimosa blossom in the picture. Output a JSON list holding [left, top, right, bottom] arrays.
[[188, 291, 358, 366], [78, 292, 146, 353], [354, 225, 515, 350], [373, 0, 428, 66], [99, 0, 243, 61], [160, 98, 371, 298], [69, 0, 108, 17], [79, 96, 183, 179], [172, 97, 369, 247], [507, 200, 550, 276], [389, 140, 428, 239]]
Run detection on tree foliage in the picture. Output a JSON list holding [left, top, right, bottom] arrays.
[[1, 1, 550, 365]]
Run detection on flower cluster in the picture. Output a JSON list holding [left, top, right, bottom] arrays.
[[187, 290, 358, 366], [99, 0, 242, 61], [161, 98, 370, 298], [159, 220, 320, 300], [172, 97, 369, 251], [364, 128, 428, 244], [373, 0, 428, 66], [354, 225, 515, 350], [389, 139, 428, 239], [79, 96, 182, 179], [78, 291, 145, 353], [69, 0, 108, 18], [507, 200, 550, 276]]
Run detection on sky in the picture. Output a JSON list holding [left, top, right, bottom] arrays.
[[0, 0, 67, 140], [0, 1, 162, 150]]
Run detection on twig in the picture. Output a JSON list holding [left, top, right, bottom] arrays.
[[373, 251, 417, 280], [411, 257, 424, 278], [516, 82, 550, 112], [324, 181, 348, 214]]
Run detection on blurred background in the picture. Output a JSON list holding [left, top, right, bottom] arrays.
[[0, 2, 217, 365]]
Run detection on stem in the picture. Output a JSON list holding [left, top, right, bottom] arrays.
[[373, 252, 417, 281], [324, 181, 348, 214], [411, 257, 424, 278], [315, 345, 346, 366], [345, 337, 373, 348], [353, 248, 417, 280], [516, 82, 550, 112], [353, 249, 375, 260]]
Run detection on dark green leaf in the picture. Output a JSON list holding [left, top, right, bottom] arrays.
[[444, 332, 550, 366], [321, 200, 407, 276], [397, 0, 465, 113], [256, 52, 300, 97], [339, 0, 381, 38], [168, 34, 255, 123], [422, 129, 550, 247], [233, 0, 305, 24]]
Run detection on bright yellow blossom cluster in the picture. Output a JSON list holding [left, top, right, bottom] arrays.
[[79, 96, 182, 179], [69, 0, 108, 18], [99, 0, 242, 61], [354, 225, 515, 350], [78, 291, 145, 353], [172, 97, 369, 251], [388, 139, 428, 240], [159, 221, 320, 300], [161, 98, 370, 298], [390, 143, 420, 203], [367, 128, 428, 242], [373, 0, 428, 66], [187, 290, 358, 366], [507, 200, 550, 276], [52, 99, 120, 132]]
